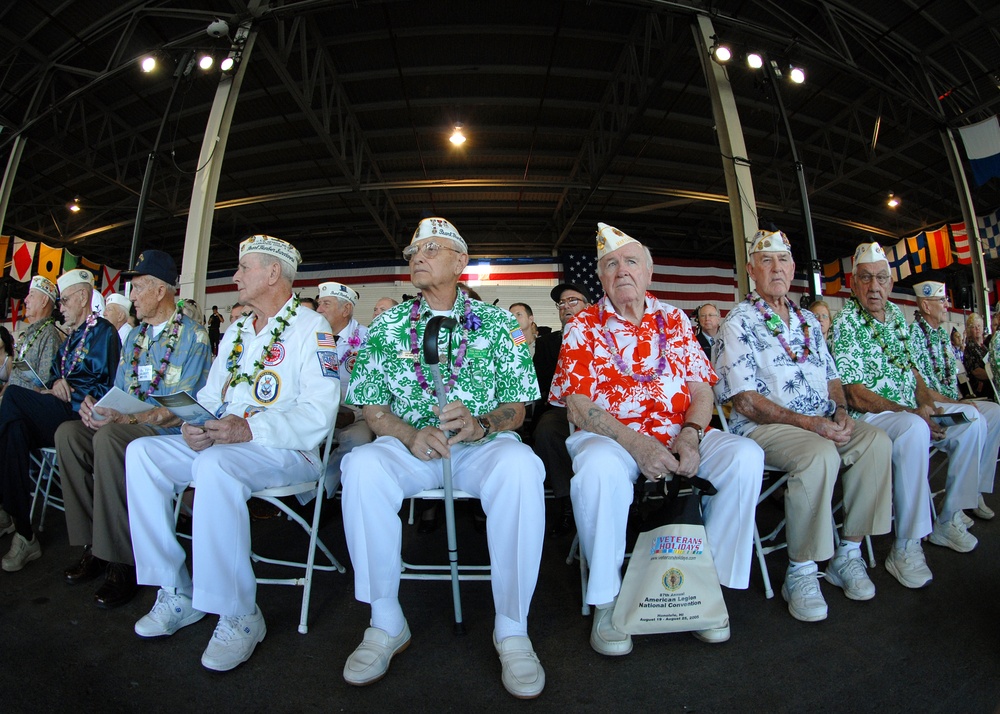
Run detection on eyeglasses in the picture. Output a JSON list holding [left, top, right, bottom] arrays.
[[402, 241, 460, 261], [855, 272, 891, 285], [556, 297, 585, 309]]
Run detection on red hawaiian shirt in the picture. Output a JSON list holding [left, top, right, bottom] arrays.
[[549, 294, 717, 446]]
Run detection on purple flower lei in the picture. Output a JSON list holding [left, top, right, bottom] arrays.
[[338, 324, 364, 368], [410, 289, 477, 397], [597, 297, 667, 383], [129, 302, 185, 401], [914, 312, 953, 386], [60, 312, 98, 378], [748, 292, 811, 364]]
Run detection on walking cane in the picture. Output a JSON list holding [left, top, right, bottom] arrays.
[[422, 315, 465, 634]]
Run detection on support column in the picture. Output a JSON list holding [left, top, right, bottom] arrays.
[[942, 127, 990, 323], [0, 135, 27, 239], [179, 20, 258, 305], [693, 15, 757, 296]]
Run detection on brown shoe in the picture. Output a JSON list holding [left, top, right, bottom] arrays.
[[64, 547, 106, 585], [94, 563, 138, 609]]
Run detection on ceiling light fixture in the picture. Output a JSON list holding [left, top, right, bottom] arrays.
[[887, 192, 900, 208], [709, 37, 732, 64], [789, 66, 806, 84], [198, 54, 214, 71], [68, 197, 81, 213], [220, 56, 235, 72], [140, 56, 157, 73], [450, 123, 466, 146], [746, 52, 764, 70]]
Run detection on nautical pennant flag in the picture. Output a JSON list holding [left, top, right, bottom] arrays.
[[978, 207, 1000, 260], [10, 238, 36, 282], [958, 115, 1000, 186], [887, 239, 911, 282], [925, 226, 953, 269], [950, 222, 972, 265], [822, 258, 844, 295], [37, 243, 62, 283], [906, 233, 929, 273]]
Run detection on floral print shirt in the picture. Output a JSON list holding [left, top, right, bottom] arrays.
[[832, 298, 917, 415], [908, 315, 960, 400], [549, 294, 715, 446], [347, 292, 539, 434], [713, 294, 838, 437]]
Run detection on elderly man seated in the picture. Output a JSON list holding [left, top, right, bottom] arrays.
[[105, 293, 133, 345], [713, 230, 892, 622], [56, 250, 212, 609], [550, 222, 763, 655], [316, 281, 373, 495], [832, 242, 984, 590], [340, 217, 546, 699], [0, 270, 120, 570], [908, 280, 1000, 521], [125, 235, 338, 672]]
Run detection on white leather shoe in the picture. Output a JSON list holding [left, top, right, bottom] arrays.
[[343, 622, 411, 686], [589, 603, 632, 656], [493, 632, 545, 699]]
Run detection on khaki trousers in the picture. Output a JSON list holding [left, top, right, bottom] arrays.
[[747, 419, 893, 562], [56, 420, 159, 565]]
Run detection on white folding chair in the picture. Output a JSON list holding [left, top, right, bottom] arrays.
[[29, 447, 64, 531], [401, 489, 491, 583], [173, 426, 346, 634]]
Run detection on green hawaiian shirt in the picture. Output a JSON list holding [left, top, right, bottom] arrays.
[[832, 298, 917, 415], [908, 315, 959, 400], [347, 292, 540, 433]]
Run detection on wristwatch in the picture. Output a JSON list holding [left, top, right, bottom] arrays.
[[476, 414, 492, 438], [680, 421, 704, 442]]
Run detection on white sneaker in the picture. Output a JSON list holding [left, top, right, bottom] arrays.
[[134, 588, 206, 637], [928, 513, 979, 553], [781, 563, 827, 622], [692, 620, 731, 644], [824, 551, 876, 601], [1, 533, 41, 572], [201, 605, 267, 672], [0, 508, 14, 537], [885, 542, 933, 589], [973, 494, 995, 520]]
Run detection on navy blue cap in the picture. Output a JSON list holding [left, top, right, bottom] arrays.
[[123, 250, 178, 285]]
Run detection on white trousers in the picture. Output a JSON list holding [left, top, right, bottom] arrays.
[[568, 429, 764, 605], [970, 400, 1000, 493], [126, 435, 319, 617], [862, 403, 981, 540], [341, 433, 545, 624]]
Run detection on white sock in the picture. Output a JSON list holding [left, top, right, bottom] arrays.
[[787, 559, 814, 573], [371, 598, 406, 637], [836, 540, 862, 558], [494, 613, 527, 642]]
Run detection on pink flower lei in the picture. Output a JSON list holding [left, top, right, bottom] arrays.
[[60, 312, 99, 379], [748, 292, 811, 364], [597, 297, 667, 383], [409, 289, 476, 397], [339, 324, 363, 367], [128, 303, 185, 401]]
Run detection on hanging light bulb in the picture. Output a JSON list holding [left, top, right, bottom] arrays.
[[450, 123, 466, 146], [198, 54, 214, 71], [789, 66, 806, 84], [220, 56, 235, 72], [887, 192, 900, 208], [67, 197, 81, 213], [140, 56, 157, 73], [746, 52, 764, 70]]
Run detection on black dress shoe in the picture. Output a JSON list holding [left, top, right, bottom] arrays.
[[418, 504, 441, 533], [94, 563, 138, 609], [64, 547, 106, 585]]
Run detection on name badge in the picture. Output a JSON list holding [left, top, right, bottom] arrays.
[[138, 364, 154, 382], [398, 351, 417, 360]]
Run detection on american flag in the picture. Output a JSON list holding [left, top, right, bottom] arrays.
[[563, 253, 603, 302], [316, 332, 336, 348]]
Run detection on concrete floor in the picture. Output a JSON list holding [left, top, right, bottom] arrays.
[[2, 485, 1000, 713]]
